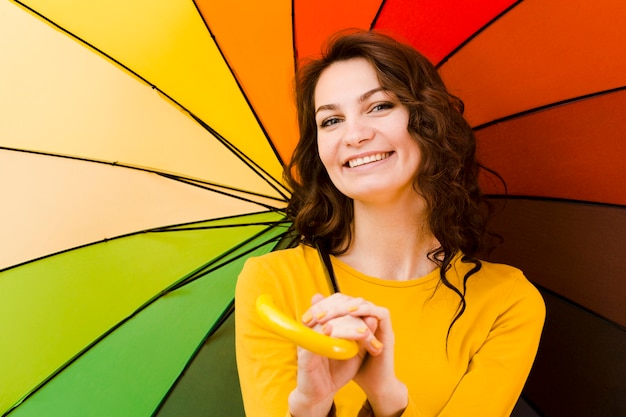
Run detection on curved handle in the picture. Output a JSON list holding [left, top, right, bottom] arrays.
[[255, 294, 359, 360]]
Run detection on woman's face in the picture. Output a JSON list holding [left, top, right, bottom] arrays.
[[314, 58, 421, 205]]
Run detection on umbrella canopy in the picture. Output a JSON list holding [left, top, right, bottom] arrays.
[[1, 0, 624, 416]]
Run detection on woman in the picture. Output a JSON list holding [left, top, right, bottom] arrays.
[[235, 30, 545, 417]]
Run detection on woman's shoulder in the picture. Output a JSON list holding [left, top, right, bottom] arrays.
[[475, 258, 525, 280], [236, 244, 329, 308], [237, 244, 321, 289], [244, 244, 316, 269], [469, 258, 545, 314]]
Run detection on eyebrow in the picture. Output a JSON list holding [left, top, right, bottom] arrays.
[[315, 87, 388, 115]]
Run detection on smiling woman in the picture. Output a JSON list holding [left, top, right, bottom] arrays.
[[314, 58, 420, 206], [235, 30, 545, 417]]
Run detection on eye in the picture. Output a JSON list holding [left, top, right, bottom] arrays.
[[370, 102, 394, 113], [320, 116, 342, 128]]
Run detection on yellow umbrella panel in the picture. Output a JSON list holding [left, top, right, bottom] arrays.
[[1, 1, 293, 414]]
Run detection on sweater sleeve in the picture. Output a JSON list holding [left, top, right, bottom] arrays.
[[433, 276, 546, 416], [235, 257, 300, 417], [357, 399, 420, 417]]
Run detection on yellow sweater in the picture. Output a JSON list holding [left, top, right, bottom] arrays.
[[235, 245, 545, 417]]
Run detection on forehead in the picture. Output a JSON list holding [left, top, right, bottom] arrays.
[[314, 58, 382, 106]]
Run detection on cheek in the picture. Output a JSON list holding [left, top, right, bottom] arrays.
[[399, 131, 423, 172]]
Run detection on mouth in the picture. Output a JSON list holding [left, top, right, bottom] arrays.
[[346, 152, 392, 168]]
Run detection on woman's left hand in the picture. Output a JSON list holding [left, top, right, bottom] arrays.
[[348, 300, 408, 417]]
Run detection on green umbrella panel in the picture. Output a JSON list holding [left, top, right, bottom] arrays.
[[0, 211, 290, 416]]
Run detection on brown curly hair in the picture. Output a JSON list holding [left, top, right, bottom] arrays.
[[285, 30, 501, 332]]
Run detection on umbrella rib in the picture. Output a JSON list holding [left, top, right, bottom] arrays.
[[533, 282, 626, 332], [192, 0, 292, 170], [188, 113, 291, 200], [369, 0, 388, 29], [13, 0, 289, 200], [163, 224, 290, 294], [151, 225, 300, 417], [473, 86, 626, 131], [9, 1, 181, 121], [2, 224, 286, 415], [0, 146, 285, 206], [149, 211, 290, 232], [290, 0, 297, 65], [179, 109, 290, 200], [486, 194, 626, 211], [0, 209, 288, 273], [150, 300, 236, 417], [157, 172, 287, 210], [153, 220, 292, 233], [435, 0, 524, 68]]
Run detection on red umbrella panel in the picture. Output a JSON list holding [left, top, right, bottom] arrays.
[[1, 0, 625, 416]]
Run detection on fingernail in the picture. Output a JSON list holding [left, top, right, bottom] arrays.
[[322, 324, 328, 332], [357, 327, 367, 334], [316, 311, 327, 320], [302, 312, 312, 324], [348, 306, 359, 312], [370, 338, 383, 350]]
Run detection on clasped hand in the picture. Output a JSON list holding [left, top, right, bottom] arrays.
[[288, 293, 408, 417]]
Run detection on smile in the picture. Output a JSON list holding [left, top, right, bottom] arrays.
[[347, 152, 391, 168]]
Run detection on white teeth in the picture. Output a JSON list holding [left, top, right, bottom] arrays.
[[348, 152, 390, 168]]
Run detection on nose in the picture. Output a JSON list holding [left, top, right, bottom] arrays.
[[342, 116, 374, 146]]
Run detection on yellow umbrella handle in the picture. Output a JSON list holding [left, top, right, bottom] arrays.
[[255, 294, 359, 360]]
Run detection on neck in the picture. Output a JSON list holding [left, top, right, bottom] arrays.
[[338, 197, 439, 281]]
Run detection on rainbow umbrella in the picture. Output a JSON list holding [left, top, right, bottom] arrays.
[[1, 0, 624, 416]]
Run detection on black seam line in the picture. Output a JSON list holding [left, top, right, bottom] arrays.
[[10, 1, 157, 98], [136, 210, 290, 235], [435, 0, 524, 68], [189, 114, 291, 200], [0, 210, 289, 274], [369, 0, 388, 29], [191, 0, 290, 169], [518, 395, 545, 417], [485, 193, 626, 210], [164, 224, 287, 294], [0, 146, 286, 204], [189, 113, 291, 199], [291, 0, 298, 65], [473, 86, 626, 131], [151, 221, 291, 234], [0, 217, 290, 273], [157, 172, 287, 208], [152, 217, 290, 230], [12, 0, 288, 198], [150, 300, 236, 417], [535, 283, 626, 332], [158, 225, 285, 297], [3, 226, 285, 417]]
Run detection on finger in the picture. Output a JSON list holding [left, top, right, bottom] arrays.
[[321, 316, 371, 341], [303, 294, 368, 325], [364, 334, 384, 356], [303, 298, 386, 356], [345, 304, 390, 355], [302, 293, 339, 326], [348, 302, 391, 324], [311, 293, 325, 305]]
